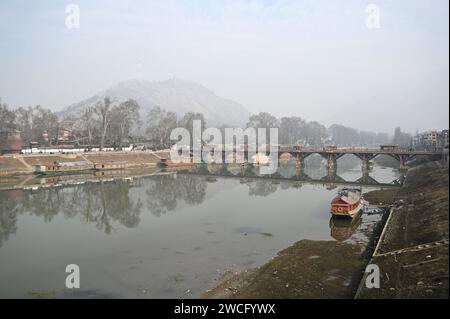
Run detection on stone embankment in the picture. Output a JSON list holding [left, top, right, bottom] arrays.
[[356, 161, 448, 298], [0, 150, 170, 173], [204, 161, 449, 299]]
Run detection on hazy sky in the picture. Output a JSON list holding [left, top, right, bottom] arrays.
[[0, 0, 448, 133]]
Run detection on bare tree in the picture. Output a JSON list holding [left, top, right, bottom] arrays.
[[0, 99, 16, 131], [94, 97, 112, 150], [110, 99, 141, 147], [146, 106, 178, 147], [178, 112, 207, 147], [13, 106, 33, 142], [246, 112, 279, 145], [78, 107, 97, 147], [279, 116, 306, 145]]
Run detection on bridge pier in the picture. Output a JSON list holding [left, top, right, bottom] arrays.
[[362, 167, 370, 181], [320, 153, 343, 173], [399, 155, 409, 170], [294, 153, 311, 171], [390, 154, 415, 170], [328, 156, 337, 172], [295, 165, 303, 177], [241, 163, 249, 176], [354, 153, 376, 172], [243, 149, 248, 163], [362, 159, 369, 171], [295, 154, 303, 169]]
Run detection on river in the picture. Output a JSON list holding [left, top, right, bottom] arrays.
[[0, 161, 401, 298]]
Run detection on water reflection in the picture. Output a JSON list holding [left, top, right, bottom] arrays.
[[0, 174, 209, 245], [0, 163, 401, 246], [0, 163, 401, 298], [0, 190, 21, 247], [145, 175, 206, 217], [329, 215, 363, 242], [0, 180, 143, 239], [182, 163, 404, 188]]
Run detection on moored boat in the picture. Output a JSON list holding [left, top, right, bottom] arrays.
[[94, 161, 129, 170], [159, 158, 195, 168], [330, 187, 363, 218], [35, 161, 95, 176], [0, 167, 18, 176]]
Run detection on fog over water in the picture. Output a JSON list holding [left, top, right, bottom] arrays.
[[0, 0, 448, 133]]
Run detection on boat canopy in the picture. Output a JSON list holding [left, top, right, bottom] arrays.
[[333, 189, 361, 205], [55, 161, 93, 167]]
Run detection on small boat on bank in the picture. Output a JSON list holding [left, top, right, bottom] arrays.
[[330, 187, 363, 218], [0, 167, 18, 176], [94, 161, 128, 171], [35, 161, 95, 176]]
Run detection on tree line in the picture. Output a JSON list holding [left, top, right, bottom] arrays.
[[1, 96, 412, 149]]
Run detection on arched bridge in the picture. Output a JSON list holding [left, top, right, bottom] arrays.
[[178, 163, 404, 189], [193, 146, 445, 171], [277, 147, 443, 171]]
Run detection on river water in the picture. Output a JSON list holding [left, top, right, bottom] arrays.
[[0, 162, 401, 298]]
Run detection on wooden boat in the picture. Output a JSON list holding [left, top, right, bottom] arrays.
[[39, 173, 94, 184], [94, 169, 130, 176], [0, 167, 17, 176], [0, 176, 18, 185], [159, 158, 195, 168], [330, 187, 363, 218], [94, 161, 128, 171], [35, 161, 95, 175]]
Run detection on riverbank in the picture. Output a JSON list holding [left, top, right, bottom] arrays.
[[204, 160, 448, 299], [356, 160, 448, 298], [203, 239, 375, 299], [0, 150, 170, 173]]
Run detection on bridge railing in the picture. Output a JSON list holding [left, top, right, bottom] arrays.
[[276, 146, 442, 154]]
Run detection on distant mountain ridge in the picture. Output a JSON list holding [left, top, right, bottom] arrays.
[[60, 79, 249, 126]]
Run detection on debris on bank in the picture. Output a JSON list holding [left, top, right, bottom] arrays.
[[203, 240, 369, 299], [356, 161, 449, 299]]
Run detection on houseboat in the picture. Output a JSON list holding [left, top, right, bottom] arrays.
[[94, 161, 128, 171], [0, 167, 17, 176], [94, 169, 130, 177], [159, 158, 195, 168], [35, 161, 95, 175], [330, 187, 364, 218], [0, 168, 18, 186]]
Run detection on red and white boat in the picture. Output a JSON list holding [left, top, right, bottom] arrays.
[[330, 187, 364, 218]]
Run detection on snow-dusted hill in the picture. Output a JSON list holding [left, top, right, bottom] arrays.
[[60, 79, 249, 126]]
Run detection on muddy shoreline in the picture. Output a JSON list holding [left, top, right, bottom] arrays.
[[203, 193, 391, 299], [204, 160, 449, 299], [0, 150, 170, 174], [356, 161, 449, 298]]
